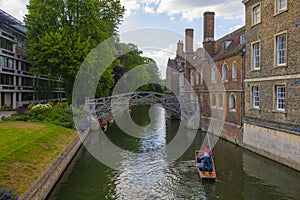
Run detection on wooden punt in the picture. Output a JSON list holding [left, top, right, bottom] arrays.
[[195, 150, 217, 179]]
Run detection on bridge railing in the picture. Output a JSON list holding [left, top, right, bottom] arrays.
[[85, 91, 199, 123]]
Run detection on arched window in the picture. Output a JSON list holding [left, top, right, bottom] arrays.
[[218, 94, 223, 108], [196, 72, 200, 85], [230, 93, 236, 110], [180, 73, 184, 86], [222, 63, 228, 81], [212, 94, 216, 107], [212, 66, 216, 82], [201, 69, 203, 84], [232, 61, 237, 80], [191, 72, 194, 86]]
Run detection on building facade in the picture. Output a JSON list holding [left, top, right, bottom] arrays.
[[166, 12, 246, 143], [197, 12, 245, 143], [0, 9, 65, 109], [242, 0, 300, 170]]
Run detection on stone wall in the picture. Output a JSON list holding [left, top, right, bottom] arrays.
[[20, 131, 88, 200], [243, 122, 300, 171]]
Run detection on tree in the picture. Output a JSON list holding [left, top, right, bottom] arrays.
[[113, 43, 163, 93], [25, 0, 125, 99]]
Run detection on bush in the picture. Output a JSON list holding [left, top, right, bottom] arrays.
[[0, 187, 18, 200], [46, 101, 54, 107], [27, 103, 35, 110], [16, 107, 27, 115], [7, 103, 75, 129]]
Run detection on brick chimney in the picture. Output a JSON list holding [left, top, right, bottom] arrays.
[[203, 11, 215, 57], [176, 40, 184, 58], [185, 28, 194, 82], [185, 28, 194, 53]]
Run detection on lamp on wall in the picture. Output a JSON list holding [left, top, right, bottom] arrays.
[[294, 22, 300, 27]]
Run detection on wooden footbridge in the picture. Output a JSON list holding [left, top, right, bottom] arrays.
[[84, 91, 199, 125]]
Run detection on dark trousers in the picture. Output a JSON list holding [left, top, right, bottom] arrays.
[[202, 156, 211, 172]]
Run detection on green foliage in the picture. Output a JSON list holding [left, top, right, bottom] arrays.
[[25, 0, 125, 99], [8, 103, 74, 129], [113, 43, 163, 92]]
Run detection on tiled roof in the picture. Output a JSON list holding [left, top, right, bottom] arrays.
[[167, 58, 178, 70], [212, 26, 245, 61]]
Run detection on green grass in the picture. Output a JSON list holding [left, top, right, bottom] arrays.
[[0, 121, 77, 195]]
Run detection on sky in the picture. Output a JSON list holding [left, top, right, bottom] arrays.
[[0, 0, 245, 78]]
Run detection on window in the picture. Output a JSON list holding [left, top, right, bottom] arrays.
[[0, 56, 4, 67], [218, 94, 223, 108], [191, 72, 194, 86], [0, 56, 14, 69], [276, 33, 286, 66], [230, 93, 236, 110], [0, 38, 13, 52], [200, 70, 203, 84], [7, 58, 13, 69], [180, 73, 184, 86], [252, 86, 259, 108], [196, 72, 199, 85], [212, 66, 216, 82], [240, 34, 245, 44], [253, 5, 261, 24], [252, 42, 260, 70], [222, 63, 228, 81], [0, 74, 13, 85], [222, 41, 232, 50], [211, 94, 216, 107], [276, 85, 285, 110], [276, 0, 287, 13], [232, 61, 237, 80]]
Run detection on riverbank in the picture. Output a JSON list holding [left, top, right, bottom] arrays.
[[0, 121, 78, 197]]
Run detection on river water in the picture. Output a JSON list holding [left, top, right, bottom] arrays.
[[47, 106, 300, 200]]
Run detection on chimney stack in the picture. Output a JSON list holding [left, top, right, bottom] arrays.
[[203, 12, 215, 57], [176, 40, 184, 58], [185, 28, 194, 53]]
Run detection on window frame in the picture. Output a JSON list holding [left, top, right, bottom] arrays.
[[218, 93, 224, 109], [196, 72, 199, 85], [275, 0, 287, 14], [211, 94, 216, 108], [252, 41, 260, 70], [222, 62, 228, 82], [240, 34, 245, 44], [232, 61, 237, 80], [212, 66, 216, 83], [275, 85, 286, 111], [252, 86, 260, 108], [274, 32, 287, 67], [252, 4, 261, 25], [229, 93, 236, 111]]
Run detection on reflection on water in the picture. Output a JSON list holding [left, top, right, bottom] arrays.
[[47, 106, 300, 200]]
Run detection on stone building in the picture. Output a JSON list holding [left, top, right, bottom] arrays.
[[196, 12, 246, 143], [0, 9, 65, 109], [166, 12, 246, 143], [242, 0, 300, 170]]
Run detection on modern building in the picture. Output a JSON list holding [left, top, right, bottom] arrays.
[[242, 0, 300, 170], [0, 9, 65, 109]]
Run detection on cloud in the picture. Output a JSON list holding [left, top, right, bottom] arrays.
[[121, 0, 141, 17], [142, 44, 177, 79], [0, 0, 29, 22], [121, 0, 244, 22]]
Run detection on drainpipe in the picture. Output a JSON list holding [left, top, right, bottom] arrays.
[[240, 47, 246, 128]]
